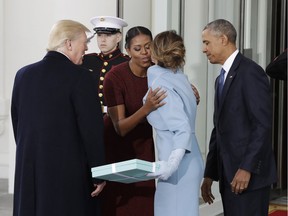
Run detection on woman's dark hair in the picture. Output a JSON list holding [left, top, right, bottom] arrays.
[[125, 26, 152, 49]]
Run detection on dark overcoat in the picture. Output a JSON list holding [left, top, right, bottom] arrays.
[[11, 51, 105, 216]]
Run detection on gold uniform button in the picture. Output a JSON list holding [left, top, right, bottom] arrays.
[[109, 54, 113, 58], [99, 85, 103, 89], [100, 77, 104, 81], [100, 101, 103, 105], [99, 93, 103, 97], [102, 69, 106, 73], [104, 62, 108, 66]]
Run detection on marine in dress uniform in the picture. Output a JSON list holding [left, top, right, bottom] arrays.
[[82, 16, 130, 112]]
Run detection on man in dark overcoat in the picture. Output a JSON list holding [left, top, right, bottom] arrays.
[[11, 20, 106, 216]]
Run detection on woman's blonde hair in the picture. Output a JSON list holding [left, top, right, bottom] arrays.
[[151, 30, 185, 70], [47, 20, 90, 51]]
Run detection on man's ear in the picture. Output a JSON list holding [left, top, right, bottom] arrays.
[[116, 33, 122, 43], [221, 34, 229, 46], [65, 39, 72, 51]]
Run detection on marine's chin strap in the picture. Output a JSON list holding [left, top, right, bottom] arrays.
[[87, 32, 96, 43]]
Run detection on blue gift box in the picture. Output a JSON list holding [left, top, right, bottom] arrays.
[[91, 159, 159, 184]]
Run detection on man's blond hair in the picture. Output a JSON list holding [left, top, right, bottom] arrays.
[[47, 20, 90, 51]]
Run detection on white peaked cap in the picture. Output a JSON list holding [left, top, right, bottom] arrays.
[[90, 16, 128, 33]]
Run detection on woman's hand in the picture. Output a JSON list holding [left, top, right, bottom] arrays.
[[107, 87, 166, 137], [191, 84, 200, 105], [143, 87, 167, 115]]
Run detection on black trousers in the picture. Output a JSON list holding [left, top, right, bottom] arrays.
[[221, 184, 270, 216]]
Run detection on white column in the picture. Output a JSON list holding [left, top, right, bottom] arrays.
[[257, 0, 267, 68], [151, 0, 168, 35], [244, 0, 252, 49], [0, 0, 10, 181]]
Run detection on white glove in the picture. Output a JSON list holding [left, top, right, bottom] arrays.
[[147, 160, 168, 178], [147, 149, 185, 180]]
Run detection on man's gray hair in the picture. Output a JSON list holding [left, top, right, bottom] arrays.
[[203, 19, 237, 44]]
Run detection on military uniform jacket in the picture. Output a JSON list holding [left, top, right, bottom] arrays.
[[82, 48, 130, 107]]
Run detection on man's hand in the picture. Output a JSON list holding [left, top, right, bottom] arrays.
[[191, 84, 200, 105], [201, 177, 215, 204], [91, 181, 106, 197], [230, 169, 251, 194]]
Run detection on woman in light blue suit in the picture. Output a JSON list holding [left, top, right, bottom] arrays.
[[144, 30, 204, 216]]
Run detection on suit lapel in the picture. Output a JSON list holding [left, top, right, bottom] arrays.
[[218, 53, 243, 112]]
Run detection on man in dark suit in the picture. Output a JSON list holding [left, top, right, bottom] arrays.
[[11, 20, 106, 216], [200, 19, 277, 216]]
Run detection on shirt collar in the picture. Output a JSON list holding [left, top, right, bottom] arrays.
[[222, 50, 239, 73], [222, 49, 239, 80], [56, 50, 71, 61]]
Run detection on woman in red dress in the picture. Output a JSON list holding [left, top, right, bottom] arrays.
[[101, 26, 166, 216]]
